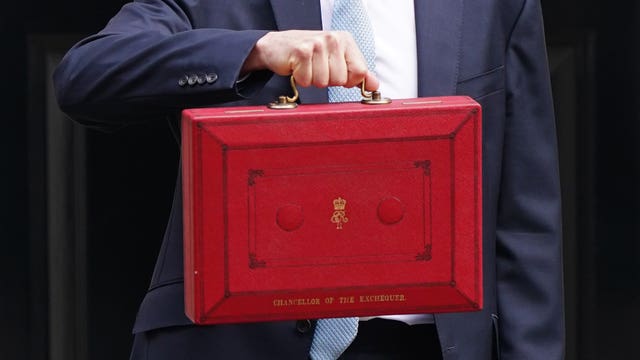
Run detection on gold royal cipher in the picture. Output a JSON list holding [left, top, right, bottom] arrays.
[[330, 197, 348, 230]]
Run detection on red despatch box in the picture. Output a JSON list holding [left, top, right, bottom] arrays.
[[182, 96, 482, 324]]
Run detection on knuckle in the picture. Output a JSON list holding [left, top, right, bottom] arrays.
[[324, 32, 340, 46], [310, 37, 325, 52], [293, 43, 314, 60]]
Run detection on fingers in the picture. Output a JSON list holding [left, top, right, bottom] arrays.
[[292, 31, 353, 88], [289, 40, 314, 87], [310, 33, 332, 87], [339, 32, 369, 88], [245, 30, 377, 90]]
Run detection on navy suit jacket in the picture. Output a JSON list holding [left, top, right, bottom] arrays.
[[54, 0, 564, 359]]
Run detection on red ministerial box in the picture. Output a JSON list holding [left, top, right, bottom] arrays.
[[182, 96, 482, 324]]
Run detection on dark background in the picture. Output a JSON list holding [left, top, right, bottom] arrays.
[[1, 1, 638, 359]]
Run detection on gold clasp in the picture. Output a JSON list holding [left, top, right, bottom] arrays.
[[268, 76, 299, 109], [360, 80, 392, 105]]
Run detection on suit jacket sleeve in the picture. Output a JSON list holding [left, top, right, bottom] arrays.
[[53, 0, 271, 129], [496, 0, 564, 358]]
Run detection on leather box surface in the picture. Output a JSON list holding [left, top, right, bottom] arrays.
[[182, 96, 482, 324]]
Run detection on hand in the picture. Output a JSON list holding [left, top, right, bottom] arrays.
[[242, 30, 379, 92]]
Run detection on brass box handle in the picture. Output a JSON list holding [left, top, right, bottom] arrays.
[[268, 76, 392, 109]]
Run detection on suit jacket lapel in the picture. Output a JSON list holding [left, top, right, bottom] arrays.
[[414, 0, 464, 96], [269, 0, 327, 103]]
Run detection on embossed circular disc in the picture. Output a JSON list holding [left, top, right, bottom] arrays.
[[276, 204, 304, 231], [377, 197, 405, 225]]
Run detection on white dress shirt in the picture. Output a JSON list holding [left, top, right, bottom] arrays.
[[320, 0, 433, 326], [320, 0, 418, 99]]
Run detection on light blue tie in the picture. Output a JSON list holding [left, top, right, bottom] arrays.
[[327, 0, 376, 102], [309, 1, 375, 359], [309, 317, 359, 360]]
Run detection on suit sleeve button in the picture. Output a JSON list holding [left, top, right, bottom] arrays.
[[206, 73, 218, 84], [196, 75, 206, 85], [296, 319, 312, 334], [187, 75, 198, 86], [178, 75, 188, 87]]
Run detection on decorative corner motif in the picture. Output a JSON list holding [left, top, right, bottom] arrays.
[[330, 197, 348, 230], [415, 245, 432, 261], [414, 160, 431, 175], [249, 253, 267, 268], [248, 169, 265, 186]]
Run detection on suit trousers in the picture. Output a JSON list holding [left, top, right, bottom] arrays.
[[340, 318, 442, 359], [130, 318, 442, 359]]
